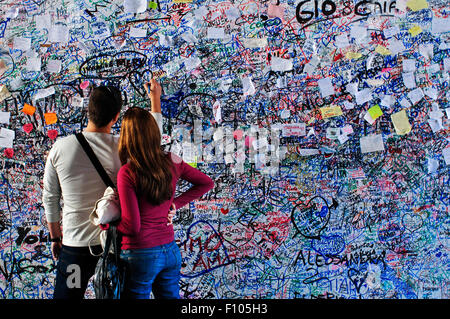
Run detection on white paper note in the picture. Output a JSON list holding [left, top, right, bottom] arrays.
[[124, 0, 147, 13], [47, 59, 61, 73], [129, 27, 147, 37], [242, 76, 256, 96], [207, 28, 225, 39], [403, 59, 416, 72], [26, 57, 41, 71], [35, 14, 51, 30], [360, 134, 385, 154], [0, 111, 10, 124], [271, 57, 293, 72], [407, 88, 424, 104], [49, 25, 70, 44], [14, 37, 31, 51], [402, 72, 416, 88], [442, 148, 450, 165], [0, 128, 15, 148], [281, 123, 306, 137], [317, 78, 335, 98]]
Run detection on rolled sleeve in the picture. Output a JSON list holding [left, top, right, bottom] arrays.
[[42, 148, 62, 223], [151, 112, 163, 137]]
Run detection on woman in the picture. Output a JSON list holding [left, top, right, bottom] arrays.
[[116, 85, 214, 299]]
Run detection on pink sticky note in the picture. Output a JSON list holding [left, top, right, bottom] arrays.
[[47, 129, 58, 140], [23, 123, 33, 134], [80, 81, 90, 90], [267, 3, 285, 19], [233, 129, 244, 140], [245, 135, 256, 148], [3, 148, 14, 159]]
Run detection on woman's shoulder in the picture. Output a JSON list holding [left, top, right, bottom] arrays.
[[165, 151, 183, 166], [118, 162, 133, 177]]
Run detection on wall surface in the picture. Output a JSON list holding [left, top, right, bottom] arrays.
[[0, 0, 449, 299]]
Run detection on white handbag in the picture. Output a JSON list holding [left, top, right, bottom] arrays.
[[90, 186, 121, 226]]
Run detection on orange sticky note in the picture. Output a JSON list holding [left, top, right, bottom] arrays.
[[44, 112, 58, 125], [22, 103, 36, 115]]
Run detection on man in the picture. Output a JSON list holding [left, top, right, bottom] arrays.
[[43, 79, 173, 299]]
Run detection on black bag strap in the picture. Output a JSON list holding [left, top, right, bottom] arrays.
[[75, 133, 115, 189]]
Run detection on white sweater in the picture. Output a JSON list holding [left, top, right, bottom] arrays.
[[42, 112, 162, 247]]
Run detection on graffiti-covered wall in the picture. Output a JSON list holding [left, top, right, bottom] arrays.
[[0, 0, 449, 299]]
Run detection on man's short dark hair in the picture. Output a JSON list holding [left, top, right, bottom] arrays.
[[88, 86, 123, 128]]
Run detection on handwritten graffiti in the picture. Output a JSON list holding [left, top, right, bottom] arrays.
[[0, 0, 449, 299]]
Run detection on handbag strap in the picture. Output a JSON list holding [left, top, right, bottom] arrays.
[[75, 132, 115, 188]]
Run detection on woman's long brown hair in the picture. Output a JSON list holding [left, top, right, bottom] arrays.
[[118, 107, 173, 205]]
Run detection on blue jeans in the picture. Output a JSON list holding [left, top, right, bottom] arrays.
[[120, 241, 181, 299], [53, 245, 102, 299]]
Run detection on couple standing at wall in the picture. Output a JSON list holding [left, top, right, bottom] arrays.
[[42, 80, 214, 299]]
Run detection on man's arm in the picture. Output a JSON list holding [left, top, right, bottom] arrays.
[[42, 148, 63, 259], [144, 79, 163, 135]]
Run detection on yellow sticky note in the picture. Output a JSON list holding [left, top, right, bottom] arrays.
[[346, 51, 362, 59], [409, 25, 422, 36], [368, 104, 383, 120], [22, 103, 36, 115], [375, 45, 391, 56], [407, 0, 428, 11], [320, 105, 343, 119], [44, 112, 58, 125], [391, 109, 412, 135], [187, 162, 197, 168]]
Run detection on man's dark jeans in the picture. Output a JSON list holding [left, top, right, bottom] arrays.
[[53, 245, 102, 299]]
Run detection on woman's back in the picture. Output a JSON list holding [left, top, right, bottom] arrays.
[[116, 152, 214, 250]]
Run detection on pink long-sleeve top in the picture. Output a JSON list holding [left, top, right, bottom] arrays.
[[116, 153, 214, 250]]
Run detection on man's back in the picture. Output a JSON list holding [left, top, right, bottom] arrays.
[[43, 132, 121, 247]]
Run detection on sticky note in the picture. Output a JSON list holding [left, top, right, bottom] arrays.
[[346, 51, 362, 59], [124, 0, 147, 13], [13, 37, 31, 51], [443, 148, 450, 165], [406, 0, 428, 11], [407, 88, 424, 104], [427, 158, 439, 174], [0, 111, 10, 124], [148, 1, 158, 9], [0, 85, 11, 102], [402, 72, 416, 88], [271, 57, 293, 72], [317, 78, 335, 98], [320, 105, 343, 119], [242, 38, 268, 48], [281, 123, 306, 137], [44, 112, 58, 125], [47, 59, 61, 73], [242, 76, 256, 96], [0, 128, 15, 148], [368, 104, 383, 120], [48, 25, 69, 44], [207, 28, 225, 39], [129, 27, 147, 38], [22, 103, 36, 115], [403, 59, 416, 72], [360, 134, 385, 154], [26, 57, 41, 72], [375, 45, 391, 56], [408, 25, 422, 36], [391, 109, 412, 135]]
